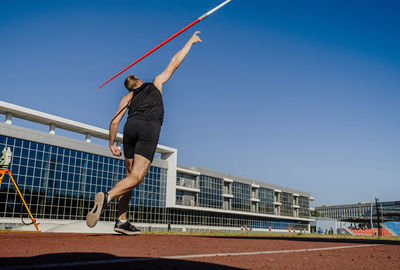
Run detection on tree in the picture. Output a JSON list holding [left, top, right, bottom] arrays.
[[311, 209, 322, 217]]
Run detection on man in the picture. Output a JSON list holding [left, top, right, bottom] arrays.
[[86, 31, 202, 235]]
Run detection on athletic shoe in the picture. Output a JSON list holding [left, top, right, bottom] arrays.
[[114, 220, 141, 235], [86, 192, 108, 228]]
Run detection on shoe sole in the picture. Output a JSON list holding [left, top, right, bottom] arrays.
[[114, 228, 141, 235], [86, 192, 105, 228]]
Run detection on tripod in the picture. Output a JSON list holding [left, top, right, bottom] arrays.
[[0, 169, 39, 231]]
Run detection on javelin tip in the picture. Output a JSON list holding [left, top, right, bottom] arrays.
[[198, 0, 232, 21]]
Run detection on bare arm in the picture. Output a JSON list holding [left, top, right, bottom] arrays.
[[153, 31, 202, 92], [109, 93, 132, 156]]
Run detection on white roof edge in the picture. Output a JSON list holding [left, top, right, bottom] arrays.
[[293, 193, 300, 197], [0, 100, 175, 154], [177, 167, 200, 176], [0, 100, 122, 142], [274, 189, 282, 193], [223, 177, 234, 183], [156, 144, 177, 154], [251, 184, 260, 188], [309, 196, 315, 201]]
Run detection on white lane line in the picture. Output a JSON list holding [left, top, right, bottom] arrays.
[[164, 244, 378, 259], [1, 244, 379, 270]]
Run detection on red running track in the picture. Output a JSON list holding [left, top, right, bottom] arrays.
[[0, 232, 399, 269]]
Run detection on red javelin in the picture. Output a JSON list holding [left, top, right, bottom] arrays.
[[97, 0, 232, 90]]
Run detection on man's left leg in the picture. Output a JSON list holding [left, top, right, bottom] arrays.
[[117, 190, 132, 221], [116, 157, 134, 222], [112, 154, 151, 235]]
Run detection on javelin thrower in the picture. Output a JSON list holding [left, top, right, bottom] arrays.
[[86, 31, 202, 234], [87, 1, 231, 234]]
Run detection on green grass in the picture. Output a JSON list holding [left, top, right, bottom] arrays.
[[142, 231, 400, 241]]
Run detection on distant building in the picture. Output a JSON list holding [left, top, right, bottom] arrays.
[[316, 201, 400, 221]]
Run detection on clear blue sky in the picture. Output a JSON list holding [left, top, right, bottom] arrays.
[[1, 0, 399, 207]]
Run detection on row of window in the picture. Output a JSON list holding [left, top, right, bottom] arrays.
[[1, 134, 311, 226], [177, 173, 310, 218], [0, 136, 167, 219], [199, 175, 223, 209]]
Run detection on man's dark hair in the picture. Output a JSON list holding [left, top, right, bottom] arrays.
[[124, 74, 140, 91]]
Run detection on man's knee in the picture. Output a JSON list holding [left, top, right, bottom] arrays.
[[126, 172, 144, 187]]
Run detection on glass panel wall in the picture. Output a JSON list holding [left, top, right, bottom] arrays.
[[280, 192, 293, 217], [166, 209, 309, 230], [232, 182, 250, 212], [0, 134, 311, 229], [198, 175, 223, 209], [298, 196, 310, 218], [0, 135, 166, 222], [259, 188, 274, 214]]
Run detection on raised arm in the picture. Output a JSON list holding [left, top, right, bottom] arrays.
[[109, 92, 132, 156], [153, 31, 202, 92]]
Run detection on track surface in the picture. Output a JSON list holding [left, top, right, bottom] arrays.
[[0, 232, 399, 269]]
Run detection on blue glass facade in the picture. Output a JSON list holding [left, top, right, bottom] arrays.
[[167, 208, 309, 229], [259, 188, 274, 214], [0, 135, 166, 222], [299, 196, 310, 218], [232, 182, 251, 212], [281, 192, 293, 217], [0, 132, 311, 230], [199, 175, 223, 209]]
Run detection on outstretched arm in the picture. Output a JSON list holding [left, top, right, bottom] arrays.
[[109, 93, 132, 156], [153, 31, 202, 92]]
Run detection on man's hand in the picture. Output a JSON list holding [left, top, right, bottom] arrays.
[[189, 31, 202, 45], [153, 30, 202, 91], [109, 144, 121, 157]]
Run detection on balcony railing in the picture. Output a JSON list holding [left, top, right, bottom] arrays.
[[223, 187, 232, 195], [176, 200, 198, 207], [177, 177, 199, 189]]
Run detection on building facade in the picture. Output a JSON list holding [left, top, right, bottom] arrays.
[[316, 201, 400, 221], [0, 101, 314, 231]]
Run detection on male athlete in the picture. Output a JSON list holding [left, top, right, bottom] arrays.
[[86, 31, 202, 234]]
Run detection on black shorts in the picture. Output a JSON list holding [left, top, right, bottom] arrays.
[[123, 118, 161, 162]]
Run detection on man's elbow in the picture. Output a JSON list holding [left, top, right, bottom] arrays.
[[110, 120, 119, 128]]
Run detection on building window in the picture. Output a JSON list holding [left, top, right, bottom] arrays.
[[232, 182, 250, 212], [199, 175, 223, 209]]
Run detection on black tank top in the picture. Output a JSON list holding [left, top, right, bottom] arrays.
[[127, 82, 164, 125]]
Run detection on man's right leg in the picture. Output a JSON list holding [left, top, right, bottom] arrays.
[[86, 154, 151, 228], [108, 154, 151, 201]]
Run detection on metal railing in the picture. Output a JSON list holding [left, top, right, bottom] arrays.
[[177, 177, 198, 189]]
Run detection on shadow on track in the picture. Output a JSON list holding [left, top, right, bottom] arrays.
[[196, 235, 400, 245], [0, 252, 243, 270]]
